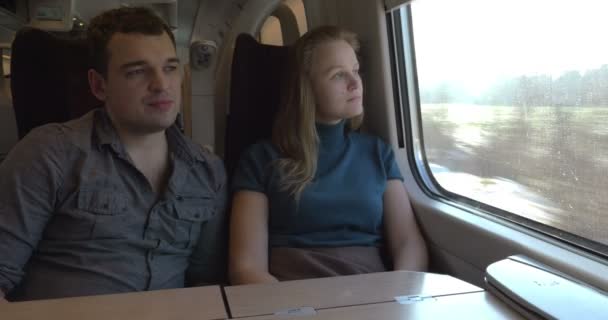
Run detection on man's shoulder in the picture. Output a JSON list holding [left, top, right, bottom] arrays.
[[181, 137, 226, 180], [197, 143, 224, 170], [1, 111, 99, 176], [19, 111, 97, 150]]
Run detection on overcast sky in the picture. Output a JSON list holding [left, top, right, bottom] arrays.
[[409, 0, 608, 95]]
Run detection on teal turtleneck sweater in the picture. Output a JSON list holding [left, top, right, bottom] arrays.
[[231, 121, 403, 247]]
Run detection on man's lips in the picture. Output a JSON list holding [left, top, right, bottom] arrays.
[[147, 100, 174, 110]]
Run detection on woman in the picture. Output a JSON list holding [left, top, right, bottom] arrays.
[[229, 26, 427, 284]]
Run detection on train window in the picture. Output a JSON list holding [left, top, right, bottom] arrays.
[[392, 0, 608, 253], [260, 15, 283, 45], [259, 0, 307, 46]]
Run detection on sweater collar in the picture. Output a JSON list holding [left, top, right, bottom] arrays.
[[316, 120, 346, 149]]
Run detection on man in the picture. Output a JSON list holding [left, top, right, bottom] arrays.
[[0, 7, 226, 302]]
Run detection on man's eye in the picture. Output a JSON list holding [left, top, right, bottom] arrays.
[[126, 69, 146, 77]]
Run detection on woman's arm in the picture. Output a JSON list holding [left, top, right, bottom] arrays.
[[229, 190, 279, 284], [383, 180, 428, 271]]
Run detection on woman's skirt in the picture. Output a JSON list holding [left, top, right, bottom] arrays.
[[269, 246, 388, 281]]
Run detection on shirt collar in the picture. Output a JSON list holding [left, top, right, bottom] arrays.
[[93, 108, 121, 153], [166, 124, 207, 164], [93, 108, 206, 164]]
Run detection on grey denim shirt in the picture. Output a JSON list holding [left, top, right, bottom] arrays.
[[0, 109, 227, 301]]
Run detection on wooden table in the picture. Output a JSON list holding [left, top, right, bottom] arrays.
[[224, 271, 496, 318], [0, 286, 227, 320], [238, 292, 523, 320], [0, 272, 524, 319]]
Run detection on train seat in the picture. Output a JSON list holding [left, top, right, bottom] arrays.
[[10, 27, 101, 139], [225, 33, 290, 178]]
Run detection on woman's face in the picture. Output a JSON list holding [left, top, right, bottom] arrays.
[[309, 40, 363, 124]]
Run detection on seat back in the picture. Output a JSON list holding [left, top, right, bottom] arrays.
[[10, 27, 101, 139], [224, 34, 290, 178]]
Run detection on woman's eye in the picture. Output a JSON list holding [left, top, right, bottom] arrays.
[[332, 72, 345, 79], [164, 65, 178, 73]]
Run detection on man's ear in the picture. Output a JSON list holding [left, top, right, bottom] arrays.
[[88, 69, 107, 101]]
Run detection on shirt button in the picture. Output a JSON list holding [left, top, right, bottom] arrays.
[[176, 195, 183, 201]]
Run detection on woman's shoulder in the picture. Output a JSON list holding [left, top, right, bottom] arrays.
[[241, 140, 281, 162], [232, 140, 281, 191]]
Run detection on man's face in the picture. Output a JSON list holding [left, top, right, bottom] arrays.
[[96, 31, 181, 135]]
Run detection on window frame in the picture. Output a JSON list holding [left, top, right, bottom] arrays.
[[387, 5, 608, 259]]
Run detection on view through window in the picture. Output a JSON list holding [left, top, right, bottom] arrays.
[[408, 0, 608, 247]]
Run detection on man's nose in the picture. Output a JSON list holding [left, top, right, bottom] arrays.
[[149, 69, 169, 91]]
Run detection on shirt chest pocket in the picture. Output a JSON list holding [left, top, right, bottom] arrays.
[[170, 196, 216, 249], [76, 188, 131, 239], [78, 188, 129, 215]]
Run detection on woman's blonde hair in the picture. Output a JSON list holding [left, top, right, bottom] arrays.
[[272, 25, 364, 199]]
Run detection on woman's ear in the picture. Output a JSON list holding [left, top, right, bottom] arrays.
[[88, 69, 107, 101]]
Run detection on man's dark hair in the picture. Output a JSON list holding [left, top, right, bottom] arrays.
[[87, 6, 176, 77]]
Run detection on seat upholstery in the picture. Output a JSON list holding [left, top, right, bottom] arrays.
[[10, 27, 101, 139], [224, 33, 290, 179]]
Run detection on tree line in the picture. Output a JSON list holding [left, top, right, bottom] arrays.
[[421, 64, 608, 107]]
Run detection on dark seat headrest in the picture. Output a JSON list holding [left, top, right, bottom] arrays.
[[225, 33, 290, 178], [10, 27, 102, 139]]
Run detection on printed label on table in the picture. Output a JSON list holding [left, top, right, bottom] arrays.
[[274, 306, 317, 317]]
